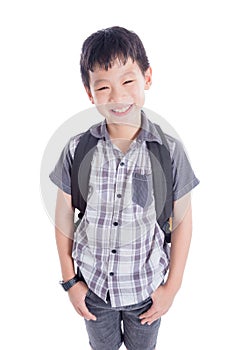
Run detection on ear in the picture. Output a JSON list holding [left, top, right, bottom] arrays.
[[85, 86, 94, 104], [144, 67, 152, 90]]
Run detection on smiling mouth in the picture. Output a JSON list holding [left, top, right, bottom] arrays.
[[110, 104, 133, 116]]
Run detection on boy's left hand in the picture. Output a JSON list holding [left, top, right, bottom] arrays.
[[139, 284, 175, 325]]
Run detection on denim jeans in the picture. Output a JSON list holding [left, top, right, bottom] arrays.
[[84, 289, 161, 350]]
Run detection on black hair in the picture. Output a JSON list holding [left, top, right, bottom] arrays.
[[80, 26, 150, 89]]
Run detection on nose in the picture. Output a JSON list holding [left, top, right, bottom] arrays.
[[109, 86, 126, 103]]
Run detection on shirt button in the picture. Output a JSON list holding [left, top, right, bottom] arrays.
[[113, 222, 118, 226], [109, 272, 114, 276], [117, 194, 122, 198], [120, 162, 125, 166], [111, 249, 117, 254]]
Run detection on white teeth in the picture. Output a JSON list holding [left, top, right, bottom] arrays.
[[112, 105, 131, 113]]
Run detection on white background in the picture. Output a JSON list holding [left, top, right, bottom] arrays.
[[1, 1, 233, 349]]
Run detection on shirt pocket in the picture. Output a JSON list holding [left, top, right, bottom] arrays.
[[132, 172, 153, 208]]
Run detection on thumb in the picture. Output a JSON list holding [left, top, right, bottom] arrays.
[[80, 302, 97, 321]]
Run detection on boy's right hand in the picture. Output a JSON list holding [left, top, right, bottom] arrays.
[[68, 281, 97, 321]]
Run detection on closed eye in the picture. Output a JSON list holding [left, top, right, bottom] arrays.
[[123, 80, 134, 85], [96, 86, 109, 91]]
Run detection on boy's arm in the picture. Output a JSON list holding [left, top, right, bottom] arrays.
[[55, 188, 97, 321], [166, 192, 192, 295], [139, 193, 192, 325], [55, 188, 76, 281]]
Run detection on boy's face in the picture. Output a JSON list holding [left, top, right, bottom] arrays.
[[85, 58, 152, 123]]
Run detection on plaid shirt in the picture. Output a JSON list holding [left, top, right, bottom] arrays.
[[50, 111, 199, 307]]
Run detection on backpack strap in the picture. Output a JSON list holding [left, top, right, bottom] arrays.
[[146, 125, 173, 243], [71, 130, 99, 218]]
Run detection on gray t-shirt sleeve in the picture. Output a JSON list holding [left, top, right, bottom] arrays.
[[170, 137, 199, 200], [49, 139, 74, 194]]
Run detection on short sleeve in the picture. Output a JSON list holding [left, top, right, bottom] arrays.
[[170, 138, 199, 200], [49, 138, 75, 194]]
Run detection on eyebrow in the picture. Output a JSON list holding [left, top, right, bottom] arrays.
[[120, 70, 136, 78], [94, 79, 109, 87]]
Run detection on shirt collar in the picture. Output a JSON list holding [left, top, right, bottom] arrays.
[[90, 109, 163, 145]]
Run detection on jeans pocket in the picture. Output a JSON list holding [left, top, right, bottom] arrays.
[[132, 173, 153, 208], [85, 288, 92, 299]]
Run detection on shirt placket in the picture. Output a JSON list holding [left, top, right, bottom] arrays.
[[106, 148, 128, 294]]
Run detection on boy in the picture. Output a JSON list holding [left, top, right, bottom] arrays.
[[49, 26, 199, 350]]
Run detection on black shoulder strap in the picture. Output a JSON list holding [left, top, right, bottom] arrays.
[[71, 130, 98, 217], [146, 124, 173, 243]]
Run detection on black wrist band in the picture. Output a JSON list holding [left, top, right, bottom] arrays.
[[59, 274, 80, 291]]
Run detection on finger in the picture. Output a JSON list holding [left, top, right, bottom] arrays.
[[79, 303, 97, 321], [75, 307, 83, 317], [139, 306, 157, 320], [146, 315, 161, 325], [140, 312, 161, 325], [141, 308, 168, 325]]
